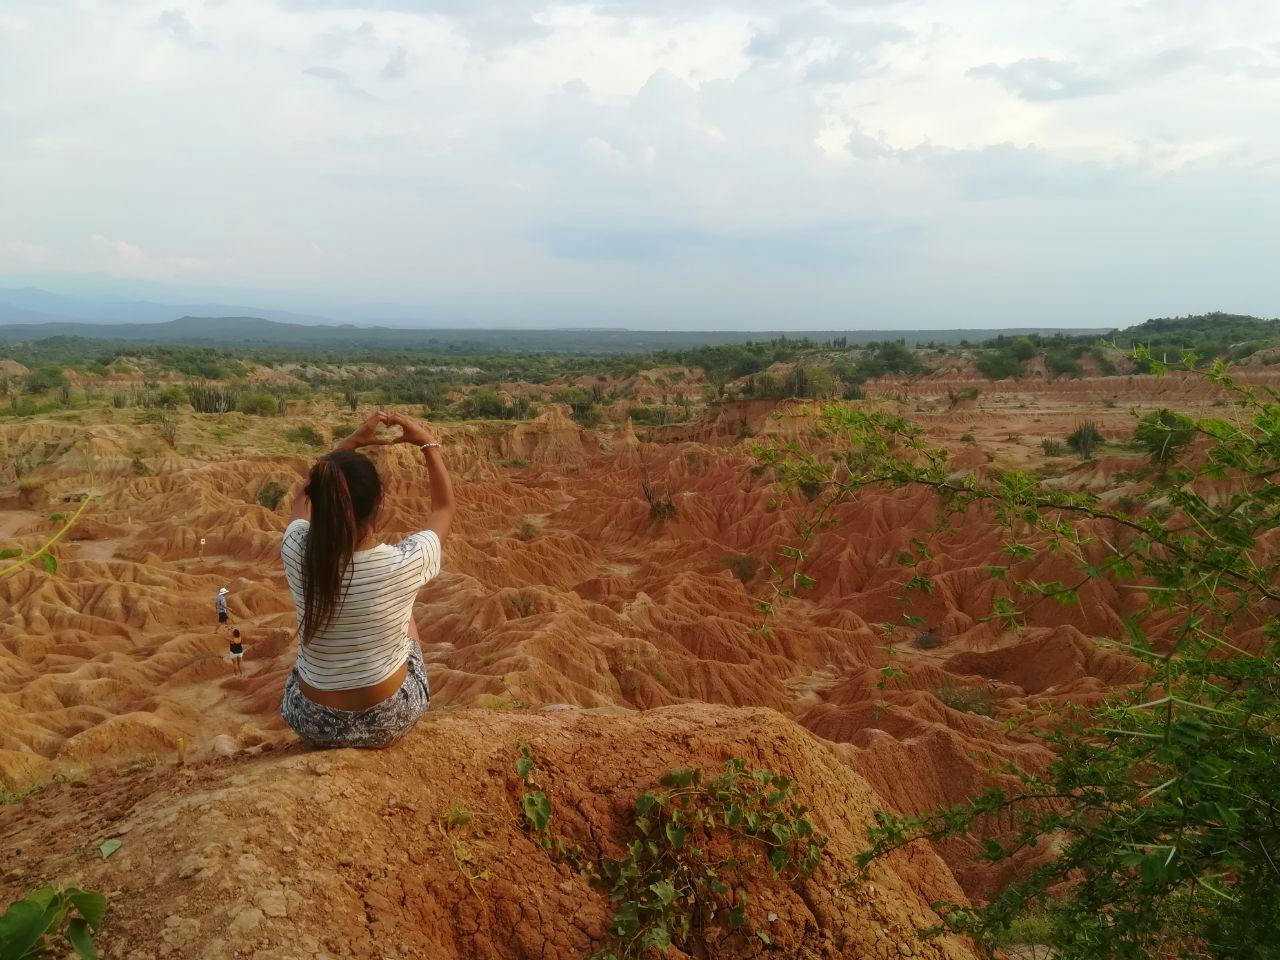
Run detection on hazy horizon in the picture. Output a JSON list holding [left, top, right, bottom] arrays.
[[3, 1, 1278, 329]]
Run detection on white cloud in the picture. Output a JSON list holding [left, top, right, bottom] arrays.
[[0, 0, 1277, 327], [90, 235, 212, 279], [2, 240, 49, 264]]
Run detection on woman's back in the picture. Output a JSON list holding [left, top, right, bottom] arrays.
[[277, 411, 455, 749], [282, 521, 442, 690]]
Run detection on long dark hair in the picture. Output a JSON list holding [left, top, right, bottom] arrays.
[[300, 450, 382, 644]]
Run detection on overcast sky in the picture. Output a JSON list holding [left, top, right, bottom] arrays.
[[1, 0, 1277, 328]]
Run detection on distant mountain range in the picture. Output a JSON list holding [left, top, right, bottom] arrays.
[[0, 311, 1113, 353], [0, 286, 334, 328]]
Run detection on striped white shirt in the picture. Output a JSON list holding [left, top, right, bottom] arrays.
[[281, 519, 442, 691]]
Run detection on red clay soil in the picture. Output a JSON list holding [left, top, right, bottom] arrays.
[[0, 706, 978, 960], [1, 370, 1256, 948]]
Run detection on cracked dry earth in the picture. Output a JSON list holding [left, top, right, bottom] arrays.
[[0, 706, 978, 960]]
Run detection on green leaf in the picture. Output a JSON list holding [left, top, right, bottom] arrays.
[[23, 887, 56, 910], [37, 552, 57, 575], [66, 918, 98, 960], [0, 548, 21, 560], [98, 838, 122, 860], [0, 899, 50, 959], [769, 847, 790, 873], [514, 756, 534, 780], [520, 792, 551, 832], [67, 891, 107, 932], [649, 879, 677, 905], [612, 900, 640, 938], [641, 923, 671, 951], [635, 793, 655, 816], [664, 822, 687, 850]]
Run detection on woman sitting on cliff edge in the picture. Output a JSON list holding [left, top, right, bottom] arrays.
[[279, 412, 454, 749]]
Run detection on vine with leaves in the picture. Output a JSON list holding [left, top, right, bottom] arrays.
[[514, 749, 828, 959], [754, 354, 1280, 959], [0, 455, 96, 581]]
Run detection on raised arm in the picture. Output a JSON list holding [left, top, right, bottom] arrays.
[[290, 412, 393, 523], [388, 414, 456, 542]]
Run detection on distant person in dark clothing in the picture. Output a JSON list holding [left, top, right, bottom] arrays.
[[229, 629, 245, 676]]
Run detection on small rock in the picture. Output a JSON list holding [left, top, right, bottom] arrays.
[[255, 887, 288, 918], [161, 915, 199, 948], [177, 855, 205, 879], [897, 944, 914, 957], [228, 906, 264, 934]]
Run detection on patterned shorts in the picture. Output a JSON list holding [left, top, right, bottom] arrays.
[[279, 642, 431, 749]]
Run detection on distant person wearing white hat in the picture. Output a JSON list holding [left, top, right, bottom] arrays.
[[215, 587, 230, 630]]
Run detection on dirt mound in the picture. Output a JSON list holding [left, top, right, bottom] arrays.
[[0, 705, 978, 960]]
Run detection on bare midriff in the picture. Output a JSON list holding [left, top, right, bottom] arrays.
[[298, 660, 409, 711]]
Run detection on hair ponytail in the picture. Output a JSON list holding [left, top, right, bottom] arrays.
[[300, 451, 382, 644]]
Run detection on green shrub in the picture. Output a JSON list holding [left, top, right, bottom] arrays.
[[720, 553, 760, 583], [975, 350, 1023, 380], [1041, 439, 1065, 456], [914, 630, 944, 650], [25, 366, 66, 394], [1066, 421, 1103, 458], [932, 683, 998, 716], [237, 393, 279, 416], [157, 414, 177, 448], [257, 481, 287, 511], [1045, 349, 1084, 379], [153, 385, 186, 409], [284, 425, 325, 447], [514, 751, 828, 959], [458, 390, 537, 421], [572, 404, 604, 428]]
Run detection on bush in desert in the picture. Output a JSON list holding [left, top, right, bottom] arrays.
[[719, 552, 759, 583], [1064, 421, 1103, 458], [758, 356, 1280, 959], [283, 424, 325, 447], [914, 630, 945, 650], [236, 392, 279, 417], [931, 684, 997, 717], [256, 481, 287, 511]]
